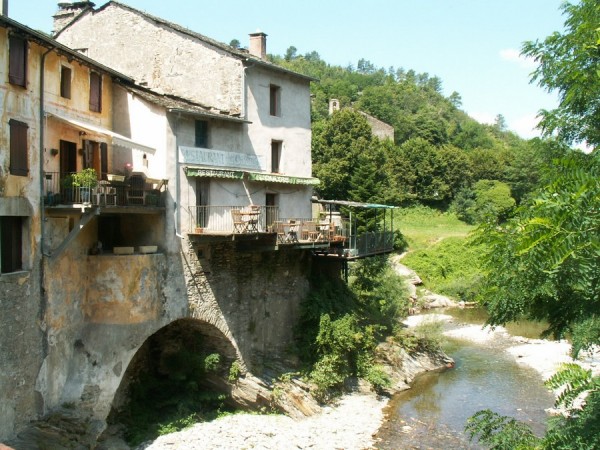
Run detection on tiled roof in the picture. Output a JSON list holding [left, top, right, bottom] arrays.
[[0, 14, 133, 82], [121, 84, 251, 123]]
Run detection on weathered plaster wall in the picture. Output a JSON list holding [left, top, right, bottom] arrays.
[[38, 215, 190, 421], [245, 66, 313, 178], [56, 5, 244, 115], [112, 85, 168, 179], [0, 31, 44, 442]]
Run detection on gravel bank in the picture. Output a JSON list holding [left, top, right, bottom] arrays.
[[138, 392, 387, 450]]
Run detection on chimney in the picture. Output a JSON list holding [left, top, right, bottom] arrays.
[[53, 1, 95, 36], [0, 0, 8, 17], [248, 31, 267, 59]]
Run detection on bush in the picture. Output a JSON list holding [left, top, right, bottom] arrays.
[[452, 180, 515, 224]]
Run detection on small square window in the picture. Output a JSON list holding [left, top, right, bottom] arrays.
[[61, 66, 72, 99], [9, 119, 28, 177], [269, 84, 280, 116], [89, 71, 102, 112], [9, 35, 27, 87], [1, 216, 23, 273]]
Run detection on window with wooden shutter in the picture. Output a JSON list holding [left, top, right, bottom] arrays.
[[1, 216, 23, 273], [60, 66, 72, 99], [89, 71, 102, 112], [9, 119, 28, 176], [9, 35, 27, 87]]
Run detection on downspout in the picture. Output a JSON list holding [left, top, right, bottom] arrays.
[[39, 45, 55, 367], [40, 46, 54, 256], [174, 112, 183, 238]]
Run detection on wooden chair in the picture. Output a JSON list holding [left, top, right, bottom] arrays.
[[301, 221, 319, 241], [273, 221, 286, 243], [231, 209, 245, 233]]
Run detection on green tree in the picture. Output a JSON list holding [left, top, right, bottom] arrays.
[[522, 0, 600, 147], [476, 152, 600, 353], [312, 109, 374, 200]]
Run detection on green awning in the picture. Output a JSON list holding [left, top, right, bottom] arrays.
[[247, 172, 320, 185], [185, 167, 244, 179]]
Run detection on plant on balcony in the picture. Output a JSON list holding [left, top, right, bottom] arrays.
[[72, 168, 98, 203]]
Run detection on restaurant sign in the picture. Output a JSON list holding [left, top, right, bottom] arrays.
[[179, 146, 263, 170]]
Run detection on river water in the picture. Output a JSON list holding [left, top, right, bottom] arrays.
[[375, 310, 555, 449]]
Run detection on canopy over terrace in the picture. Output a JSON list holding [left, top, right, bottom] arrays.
[[312, 197, 398, 260]]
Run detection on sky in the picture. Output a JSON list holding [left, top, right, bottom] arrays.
[[10, 0, 569, 139]]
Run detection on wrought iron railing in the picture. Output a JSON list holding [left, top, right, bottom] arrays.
[[43, 172, 165, 207], [186, 205, 394, 257], [187, 205, 280, 233]]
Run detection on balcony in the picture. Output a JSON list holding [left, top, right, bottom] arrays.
[[186, 205, 395, 259], [43, 171, 167, 210]]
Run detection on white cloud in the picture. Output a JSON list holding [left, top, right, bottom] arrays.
[[499, 48, 537, 70]]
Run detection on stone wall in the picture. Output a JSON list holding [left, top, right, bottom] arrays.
[[184, 238, 313, 372], [0, 269, 43, 440]]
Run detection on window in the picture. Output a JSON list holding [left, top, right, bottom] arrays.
[[1, 216, 23, 273], [269, 84, 280, 116], [9, 119, 28, 176], [195, 120, 208, 148], [271, 140, 282, 173], [60, 66, 72, 99], [89, 71, 102, 112], [9, 35, 27, 87]]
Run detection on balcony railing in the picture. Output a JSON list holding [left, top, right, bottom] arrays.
[[187, 205, 279, 233], [43, 172, 165, 207], [186, 205, 395, 258]]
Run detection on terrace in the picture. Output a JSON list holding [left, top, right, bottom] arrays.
[[186, 199, 397, 259], [43, 171, 168, 210]]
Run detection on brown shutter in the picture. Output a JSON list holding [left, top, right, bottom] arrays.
[[9, 119, 28, 176], [100, 142, 108, 179], [9, 36, 27, 87], [89, 72, 102, 112]]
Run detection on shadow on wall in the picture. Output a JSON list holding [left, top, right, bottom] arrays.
[[105, 318, 239, 446]]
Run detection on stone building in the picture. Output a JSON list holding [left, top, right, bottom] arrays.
[[0, 2, 396, 444], [329, 98, 395, 141], [54, 1, 318, 231], [0, 2, 324, 443]]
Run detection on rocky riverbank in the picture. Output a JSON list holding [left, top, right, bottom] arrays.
[[132, 342, 452, 450]]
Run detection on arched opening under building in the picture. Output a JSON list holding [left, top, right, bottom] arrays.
[[105, 318, 240, 445]]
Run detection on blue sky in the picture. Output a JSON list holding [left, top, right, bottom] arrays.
[[11, 0, 568, 139]]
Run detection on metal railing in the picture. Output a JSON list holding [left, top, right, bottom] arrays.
[[187, 205, 280, 233], [186, 205, 394, 257], [43, 172, 165, 207]]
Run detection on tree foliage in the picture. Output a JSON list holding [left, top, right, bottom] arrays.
[[522, 0, 600, 147]]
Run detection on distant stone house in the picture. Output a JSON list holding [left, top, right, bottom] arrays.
[[329, 98, 395, 141], [54, 0, 318, 234]]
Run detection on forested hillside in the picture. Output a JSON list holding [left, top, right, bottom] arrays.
[[269, 50, 571, 222]]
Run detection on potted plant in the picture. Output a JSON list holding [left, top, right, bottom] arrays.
[[61, 173, 75, 203], [72, 168, 98, 203]]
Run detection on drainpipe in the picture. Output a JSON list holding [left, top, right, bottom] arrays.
[[174, 112, 183, 238], [39, 45, 54, 365]]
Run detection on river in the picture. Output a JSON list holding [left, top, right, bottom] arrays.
[[375, 309, 556, 449]]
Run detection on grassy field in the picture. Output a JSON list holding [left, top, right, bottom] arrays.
[[394, 206, 474, 252], [394, 206, 482, 301]]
